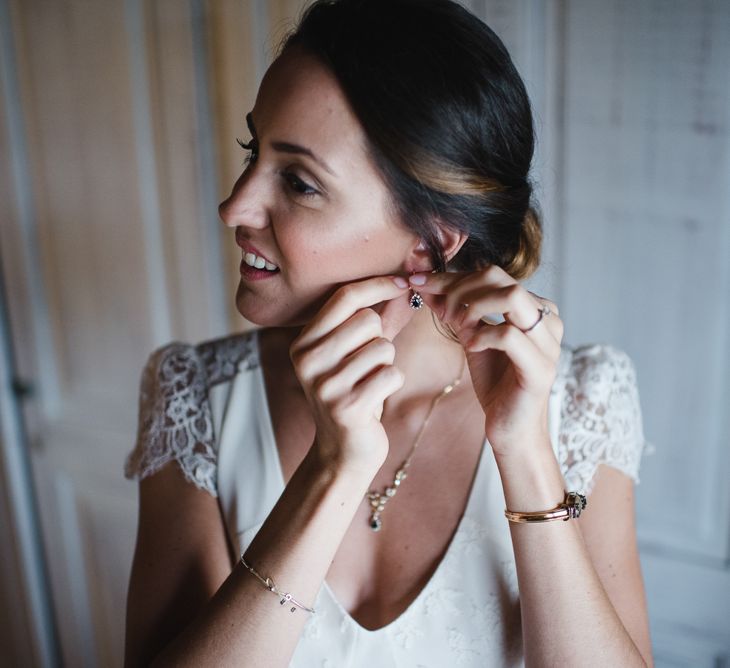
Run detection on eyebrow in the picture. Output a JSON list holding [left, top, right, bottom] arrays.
[[246, 112, 337, 178]]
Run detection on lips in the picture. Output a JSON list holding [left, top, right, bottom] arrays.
[[235, 229, 277, 267]]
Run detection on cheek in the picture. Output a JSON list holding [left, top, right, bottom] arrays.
[[281, 219, 405, 287], [252, 206, 411, 326]]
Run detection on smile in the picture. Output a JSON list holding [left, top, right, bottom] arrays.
[[242, 251, 279, 271]]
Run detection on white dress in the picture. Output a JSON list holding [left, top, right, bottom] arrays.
[[124, 328, 653, 667]]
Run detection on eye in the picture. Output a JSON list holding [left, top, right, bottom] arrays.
[[235, 137, 321, 200], [281, 171, 319, 199], [236, 137, 257, 168]]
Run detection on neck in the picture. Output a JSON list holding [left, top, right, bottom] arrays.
[[387, 307, 467, 407]]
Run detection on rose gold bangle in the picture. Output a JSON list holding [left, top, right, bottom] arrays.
[[504, 491, 588, 523]]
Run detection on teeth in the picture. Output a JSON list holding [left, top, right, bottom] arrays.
[[244, 251, 278, 271]]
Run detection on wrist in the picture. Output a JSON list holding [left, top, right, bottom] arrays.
[[304, 441, 380, 490], [309, 432, 388, 485], [494, 439, 567, 512]]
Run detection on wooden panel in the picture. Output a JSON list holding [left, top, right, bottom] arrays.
[[145, 0, 225, 343], [32, 459, 95, 667], [77, 481, 137, 666], [206, 0, 265, 332], [8, 0, 152, 439], [4, 0, 236, 663], [0, 0, 61, 663], [0, 470, 38, 667], [269, 0, 311, 51], [0, 1, 37, 394]]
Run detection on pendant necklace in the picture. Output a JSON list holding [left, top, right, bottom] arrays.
[[366, 355, 467, 532]]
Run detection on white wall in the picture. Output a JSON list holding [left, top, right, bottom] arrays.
[[474, 1, 730, 664]]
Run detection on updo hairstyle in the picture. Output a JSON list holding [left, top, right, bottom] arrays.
[[276, 0, 542, 281]]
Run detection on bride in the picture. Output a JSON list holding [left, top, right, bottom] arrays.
[[123, 0, 653, 665]]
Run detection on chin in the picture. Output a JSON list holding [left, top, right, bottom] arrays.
[[234, 283, 314, 329]]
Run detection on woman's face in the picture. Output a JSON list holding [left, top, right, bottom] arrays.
[[219, 46, 421, 327]]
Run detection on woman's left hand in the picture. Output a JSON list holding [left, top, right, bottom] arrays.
[[409, 265, 564, 459]]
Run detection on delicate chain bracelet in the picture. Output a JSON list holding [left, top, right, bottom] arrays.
[[240, 554, 316, 614], [504, 491, 588, 523]]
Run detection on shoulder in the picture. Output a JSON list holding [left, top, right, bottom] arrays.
[[555, 341, 652, 496], [558, 341, 642, 415], [123, 329, 261, 496], [564, 342, 638, 386], [195, 328, 261, 384], [144, 329, 260, 390]]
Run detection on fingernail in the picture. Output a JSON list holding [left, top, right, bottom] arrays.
[[392, 276, 408, 288], [409, 273, 427, 285]]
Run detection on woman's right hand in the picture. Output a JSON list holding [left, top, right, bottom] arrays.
[[289, 275, 414, 477]]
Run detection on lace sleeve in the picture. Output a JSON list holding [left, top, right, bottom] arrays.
[[557, 343, 654, 496], [123, 341, 218, 497]]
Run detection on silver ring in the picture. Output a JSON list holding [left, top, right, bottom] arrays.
[[521, 305, 551, 333]]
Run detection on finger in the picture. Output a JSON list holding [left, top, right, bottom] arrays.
[[373, 284, 418, 341], [294, 307, 383, 382], [314, 337, 396, 404], [465, 321, 555, 394], [410, 266, 514, 324], [454, 283, 540, 332], [454, 286, 561, 359], [424, 269, 560, 355], [411, 267, 564, 361], [519, 305, 564, 355], [297, 275, 409, 348], [416, 270, 516, 331], [350, 364, 405, 421], [521, 293, 564, 350], [408, 269, 471, 295], [408, 264, 517, 296], [527, 291, 560, 317]]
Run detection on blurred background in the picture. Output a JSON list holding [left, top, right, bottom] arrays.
[[1, 0, 728, 666]]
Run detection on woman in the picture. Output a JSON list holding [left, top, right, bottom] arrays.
[[124, 0, 653, 665]]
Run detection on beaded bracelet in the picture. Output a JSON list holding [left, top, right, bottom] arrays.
[[240, 554, 316, 614]]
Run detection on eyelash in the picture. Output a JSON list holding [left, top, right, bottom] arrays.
[[235, 138, 319, 200]]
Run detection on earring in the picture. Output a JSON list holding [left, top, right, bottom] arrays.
[[409, 271, 424, 309], [409, 291, 424, 309]]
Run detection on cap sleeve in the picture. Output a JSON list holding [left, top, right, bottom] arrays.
[[557, 343, 654, 496], [123, 341, 218, 497]]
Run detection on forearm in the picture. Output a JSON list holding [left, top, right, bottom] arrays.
[[151, 446, 375, 667], [495, 443, 648, 668]]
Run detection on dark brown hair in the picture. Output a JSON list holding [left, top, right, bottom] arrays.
[[276, 0, 541, 280]]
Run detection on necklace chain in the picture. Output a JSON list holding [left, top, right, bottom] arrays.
[[366, 356, 467, 532]]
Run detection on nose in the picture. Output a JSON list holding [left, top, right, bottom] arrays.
[[218, 169, 270, 230]]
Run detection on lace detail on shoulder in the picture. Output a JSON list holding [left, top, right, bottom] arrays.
[[558, 343, 654, 496], [198, 330, 260, 383], [123, 331, 259, 497]]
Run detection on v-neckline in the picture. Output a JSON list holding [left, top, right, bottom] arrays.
[[251, 328, 490, 635]]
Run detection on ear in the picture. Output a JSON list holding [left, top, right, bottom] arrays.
[[406, 222, 468, 272]]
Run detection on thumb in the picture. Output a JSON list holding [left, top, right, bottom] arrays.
[[375, 289, 417, 341]]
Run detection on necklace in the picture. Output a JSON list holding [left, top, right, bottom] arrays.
[[366, 355, 467, 532]]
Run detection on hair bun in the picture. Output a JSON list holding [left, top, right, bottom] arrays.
[[502, 205, 542, 281]]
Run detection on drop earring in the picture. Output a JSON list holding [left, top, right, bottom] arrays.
[[409, 291, 424, 309], [409, 271, 424, 309]]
